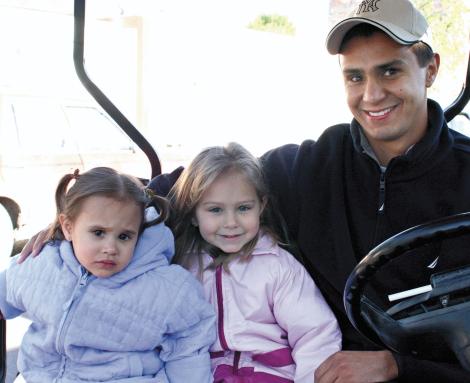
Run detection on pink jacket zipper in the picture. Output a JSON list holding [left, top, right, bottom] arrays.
[[216, 265, 229, 350]]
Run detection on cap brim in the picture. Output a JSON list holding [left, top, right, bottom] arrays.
[[325, 17, 422, 54]]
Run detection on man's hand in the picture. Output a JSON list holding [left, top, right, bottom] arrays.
[[315, 350, 398, 383], [17, 226, 51, 263]]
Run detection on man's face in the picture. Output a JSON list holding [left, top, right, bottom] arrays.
[[339, 32, 438, 153]]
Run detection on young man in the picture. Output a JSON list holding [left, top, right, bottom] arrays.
[[20, 0, 470, 381], [262, 0, 470, 381]]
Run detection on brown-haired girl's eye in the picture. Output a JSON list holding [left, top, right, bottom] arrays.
[[118, 233, 131, 241]]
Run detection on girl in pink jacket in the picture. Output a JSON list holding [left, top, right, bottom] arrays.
[[169, 142, 341, 382]]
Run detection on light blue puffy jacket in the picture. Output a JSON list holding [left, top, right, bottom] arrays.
[[0, 210, 216, 382]]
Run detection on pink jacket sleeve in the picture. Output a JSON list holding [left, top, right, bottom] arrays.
[[272, 249, 342, 382]]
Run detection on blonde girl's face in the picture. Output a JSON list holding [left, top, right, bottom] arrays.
[[59, 196, 141, 278], [193, 169, 265, 254]]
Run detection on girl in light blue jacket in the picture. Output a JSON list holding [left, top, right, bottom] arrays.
[[0, 167, 215, 383]]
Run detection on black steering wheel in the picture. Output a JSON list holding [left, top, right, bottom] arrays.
[[344, 212, 470, 371]]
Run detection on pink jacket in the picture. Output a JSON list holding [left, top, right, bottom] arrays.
[[190, 234, 342, 382]]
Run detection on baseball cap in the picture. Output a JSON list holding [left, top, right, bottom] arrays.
[[326, 0, 432, 54]]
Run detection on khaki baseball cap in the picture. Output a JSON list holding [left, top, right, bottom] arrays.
[[326, 0, 432, 54]]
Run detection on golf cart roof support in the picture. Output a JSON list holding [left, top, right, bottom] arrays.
[[73, 0, 162, 179], [445, 49, 470, 122]]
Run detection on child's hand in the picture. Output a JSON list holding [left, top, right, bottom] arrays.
[[17, 226, 51, 263]]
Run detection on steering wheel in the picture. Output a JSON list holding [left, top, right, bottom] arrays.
[[344, 212, 470, 371]]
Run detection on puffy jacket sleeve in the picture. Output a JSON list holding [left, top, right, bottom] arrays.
[[160, 271, 216, 383], [0, 256, 26, 319], [272, 249, 342, 383]]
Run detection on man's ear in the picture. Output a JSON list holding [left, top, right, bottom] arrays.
[[59, 214, 73, 241], [425, 53, 440, 88]]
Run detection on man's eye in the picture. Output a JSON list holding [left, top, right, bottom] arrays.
[[384, 68, 399, 77], [118, 233, 131, 241], [344, 71, 362, 83], [349, 74, 362, 83]]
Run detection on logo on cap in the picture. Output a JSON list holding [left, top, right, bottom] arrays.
[[356, 0, 381, 15]]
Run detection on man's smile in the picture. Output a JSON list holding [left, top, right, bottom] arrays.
[[363, 105, 399, 120]]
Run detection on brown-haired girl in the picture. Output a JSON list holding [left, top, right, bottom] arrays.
[[0, 167, 215, 382]]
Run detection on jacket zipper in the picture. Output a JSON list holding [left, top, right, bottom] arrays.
[[215, 265, 229, 351], [378, 170, 386, 214], [372, 168, 387, 247], [55, 267, 90, 374], [233, 351, 241, 375]]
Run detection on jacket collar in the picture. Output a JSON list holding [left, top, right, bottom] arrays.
[[200, 233, 279, 260], [350, 99, 451, 177], [251, 234, 278, 256]]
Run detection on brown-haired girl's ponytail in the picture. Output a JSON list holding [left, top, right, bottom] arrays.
[[47, 170, 78, 240], [142, 188, 170, 229]]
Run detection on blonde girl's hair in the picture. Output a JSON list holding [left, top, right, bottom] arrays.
[[48, 167, 169, 241], [168, 142, 285, 274]]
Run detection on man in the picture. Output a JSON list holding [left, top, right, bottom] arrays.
[[261, 0, 470, 381], [20, 0, 470, 381]]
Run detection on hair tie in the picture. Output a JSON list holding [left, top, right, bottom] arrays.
[[144, 187, 155, 200], [73, 169, 80, 180]]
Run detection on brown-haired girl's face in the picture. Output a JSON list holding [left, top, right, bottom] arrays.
[[59, 196, 141, 278], [193, 169, 264, 254]]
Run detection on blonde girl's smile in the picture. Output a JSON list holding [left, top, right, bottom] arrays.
[[219, 234, 242, 239]]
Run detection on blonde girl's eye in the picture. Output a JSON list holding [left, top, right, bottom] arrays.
[[93, 229, 104, 237], [208, 207, 222, 214]]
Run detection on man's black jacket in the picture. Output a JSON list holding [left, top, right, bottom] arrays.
[[260, 99, 470, 382]]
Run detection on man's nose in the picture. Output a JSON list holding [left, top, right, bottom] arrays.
[[362, 77, 385, 104]]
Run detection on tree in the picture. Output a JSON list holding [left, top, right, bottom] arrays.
[[415, 0, 469, 74], [414, 0, 470, 99]]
